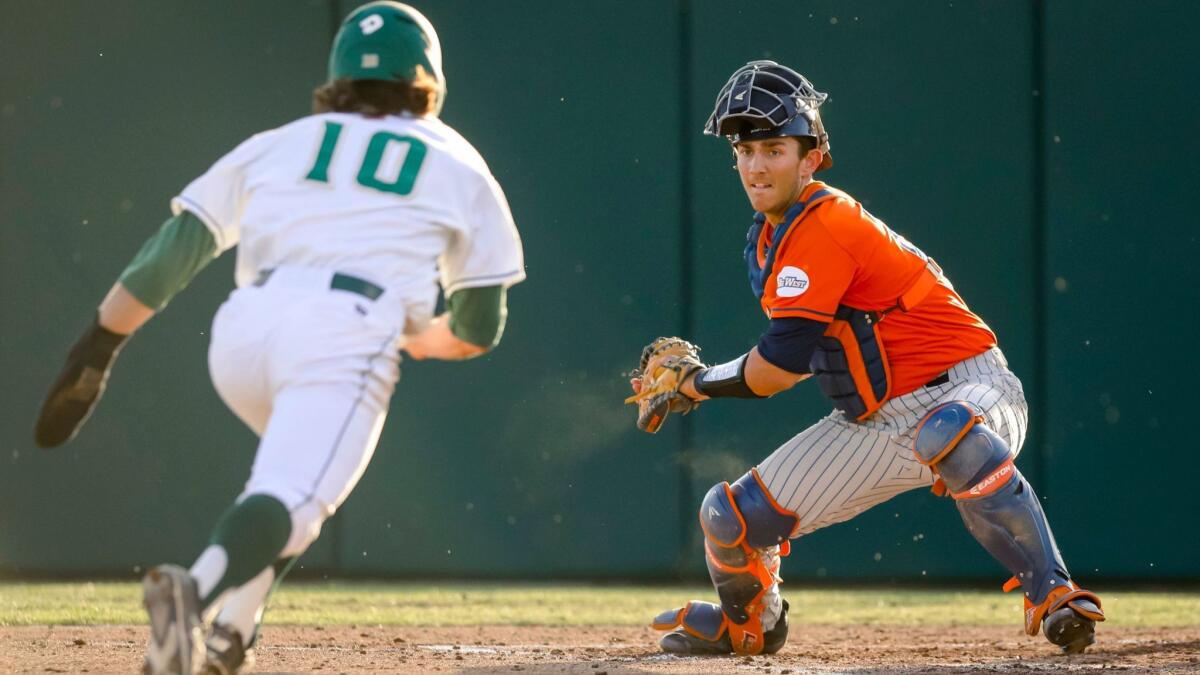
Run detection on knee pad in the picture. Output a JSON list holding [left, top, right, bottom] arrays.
[[651, 600, 728, 643], [914, 402, 1073, 609], [699, 469, 798, 655], [913, 401, 1014, 497]]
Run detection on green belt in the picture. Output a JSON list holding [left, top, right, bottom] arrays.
[[253, 269, 384, 301]]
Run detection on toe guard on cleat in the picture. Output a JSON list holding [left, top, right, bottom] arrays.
[[652, 601, 729, 644], [652, 598, 734, 653], [1020, 583, 1104, 637], [1066, 596, 1104, 621], [1008, 578, 1103, 653], [653, 601, 734, 654]]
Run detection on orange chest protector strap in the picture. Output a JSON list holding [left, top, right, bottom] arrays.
[[809, 261, 941, 421]]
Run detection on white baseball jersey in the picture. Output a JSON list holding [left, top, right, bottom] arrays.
[[172, 111, 525, 330], [185, 113, 525, 644]]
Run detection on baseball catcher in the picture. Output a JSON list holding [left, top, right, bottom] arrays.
[[629, 60, 1103, 657]]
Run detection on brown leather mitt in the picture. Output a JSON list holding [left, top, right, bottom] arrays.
[[625, 337, 705, 433]]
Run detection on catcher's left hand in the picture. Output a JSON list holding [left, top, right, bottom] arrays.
[[34, 315, 129, 448], [625, 337, 706, 433]]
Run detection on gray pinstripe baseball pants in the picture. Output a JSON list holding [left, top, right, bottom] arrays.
[[757, 347, 1027, 536]]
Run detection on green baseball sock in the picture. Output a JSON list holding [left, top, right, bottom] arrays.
[[191, 494, 292, 608]]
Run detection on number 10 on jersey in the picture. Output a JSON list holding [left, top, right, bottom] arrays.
[[306, 121, 427, 196]]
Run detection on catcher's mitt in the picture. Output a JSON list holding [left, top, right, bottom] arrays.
[[625, 337, 706, 433]]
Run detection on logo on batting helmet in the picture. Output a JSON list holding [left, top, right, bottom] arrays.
[[328, 2, 447, 114], [705, 60, 833, 171]]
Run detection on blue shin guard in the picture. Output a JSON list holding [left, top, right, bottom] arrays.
[[914, 402, 1104, 649]]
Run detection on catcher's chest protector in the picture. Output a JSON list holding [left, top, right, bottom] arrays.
[[810, 306, 891, 421], [745, 190, 942, 421], [811, 266, 939, 421]]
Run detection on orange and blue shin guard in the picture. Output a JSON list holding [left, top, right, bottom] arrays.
[[915, 402, 1104, 652], [653, 469, 799, 655]]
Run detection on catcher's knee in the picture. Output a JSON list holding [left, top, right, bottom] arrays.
[[699, 469, 798, 654], [913, 401, 1015, 498], [700, 469, 799, 549], [914, 402, 1084, 611]]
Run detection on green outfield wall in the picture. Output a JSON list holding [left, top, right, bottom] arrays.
[[2, 1, 1195, 582]]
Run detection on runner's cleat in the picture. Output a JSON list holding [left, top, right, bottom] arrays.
[[142, 564, 205, 675], [201, 623, 253, 675]]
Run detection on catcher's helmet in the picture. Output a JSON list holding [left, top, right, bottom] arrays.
[[704, 60, 832, 171], [328, 2, 446, 114]]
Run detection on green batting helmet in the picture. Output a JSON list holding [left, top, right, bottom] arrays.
[[328, 2, 446, 114]]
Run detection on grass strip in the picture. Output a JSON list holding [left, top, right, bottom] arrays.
[[1, 581, 1196, 628]]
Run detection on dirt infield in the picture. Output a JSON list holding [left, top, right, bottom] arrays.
[[2, 624, 1197, 673]]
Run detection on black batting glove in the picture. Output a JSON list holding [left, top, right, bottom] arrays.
[[34, 314, 129, 448]]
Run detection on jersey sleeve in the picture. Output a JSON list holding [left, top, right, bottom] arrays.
[[756, 316, 828, 374], [118, 211, 218, 310], [169, 132, 270, 253], [763, 216, 857, 322], [439, 173, 526, 295]]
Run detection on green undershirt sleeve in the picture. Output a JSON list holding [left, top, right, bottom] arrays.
[[118, 210, 218, 310], [447, 285, 507, 349]]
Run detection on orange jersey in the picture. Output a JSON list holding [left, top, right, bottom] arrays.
[[749, 181, 997, 397]]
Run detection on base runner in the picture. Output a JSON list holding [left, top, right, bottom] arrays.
[[34, 4, 525, 673]]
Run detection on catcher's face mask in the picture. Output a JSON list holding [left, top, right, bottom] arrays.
[[705, 60, 833, 171]]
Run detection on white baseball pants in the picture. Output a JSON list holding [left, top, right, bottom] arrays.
[[207, 267, 402, 557]]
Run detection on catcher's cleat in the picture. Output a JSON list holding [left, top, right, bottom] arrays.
[[659, 628, 733, 655], [1005, 576, 1104, 654], [654, 600, 789, 656], [201, 623, 253, 675], [142, 564, 205, 675], [1043, 604, 1098, 654]]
